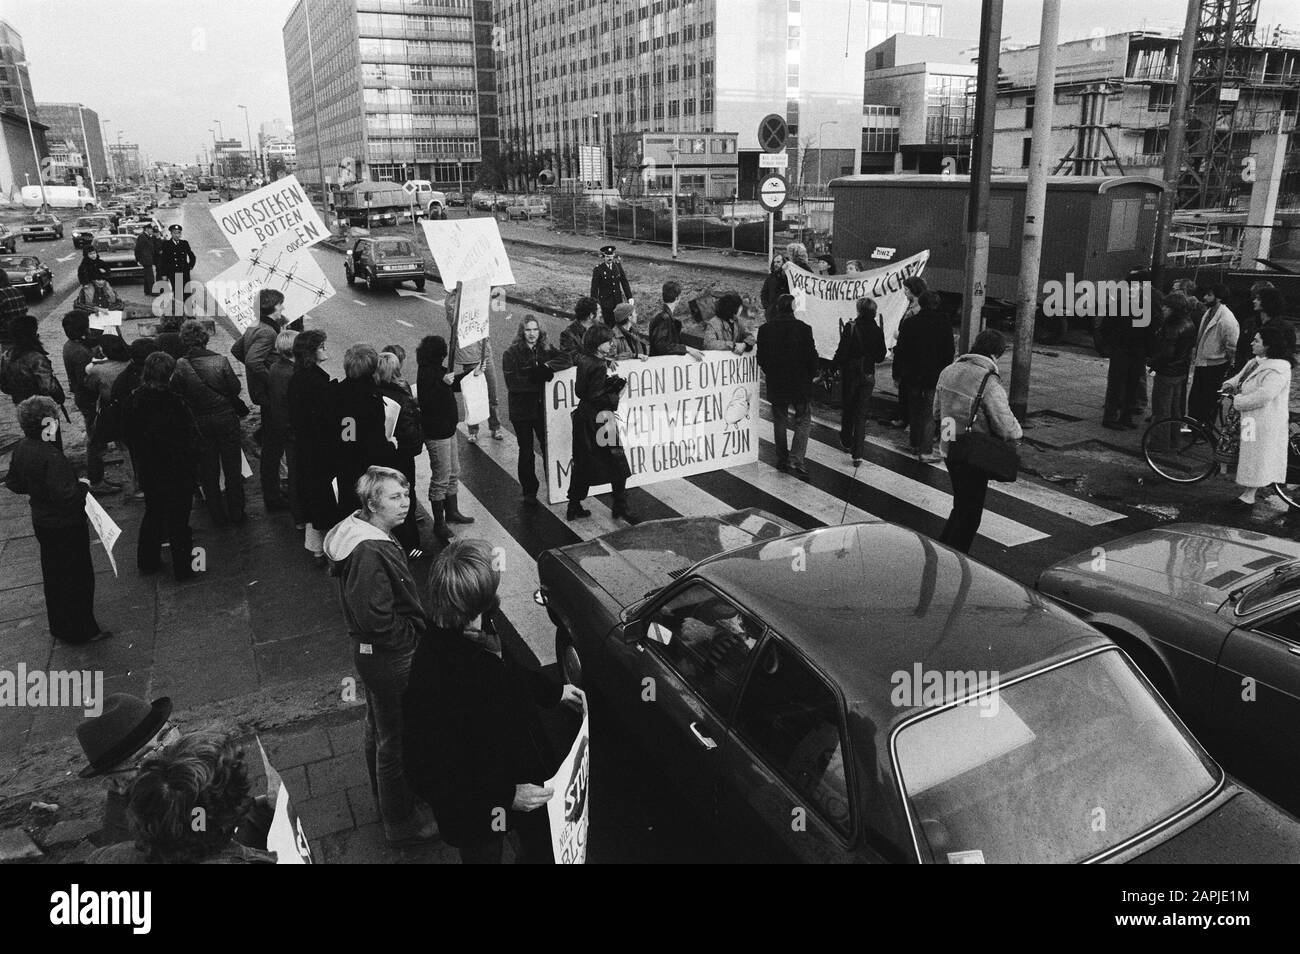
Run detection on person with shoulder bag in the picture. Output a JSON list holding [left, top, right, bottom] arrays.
[[933, 329, 1023, 554]]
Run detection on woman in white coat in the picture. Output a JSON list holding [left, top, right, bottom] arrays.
[[1221, 325, 1295, 508]]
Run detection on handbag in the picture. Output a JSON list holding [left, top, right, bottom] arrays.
[[947, 370, 1019, 482]]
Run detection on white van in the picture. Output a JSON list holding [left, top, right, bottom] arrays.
[[405, 179, 448, 217], [22, 184, 96, 210]]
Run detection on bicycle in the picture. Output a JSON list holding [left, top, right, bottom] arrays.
[[1143, 396, 1300, 508]]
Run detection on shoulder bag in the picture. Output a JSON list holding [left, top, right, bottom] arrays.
[[947, 370, 1019, 482]]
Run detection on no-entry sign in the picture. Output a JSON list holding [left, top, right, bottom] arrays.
[[758, 174, 788, 212]]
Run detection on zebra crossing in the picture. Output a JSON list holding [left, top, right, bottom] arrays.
[[407, 399, 1135, 666]]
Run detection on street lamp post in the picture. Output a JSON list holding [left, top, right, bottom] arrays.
[[76, 107, 97, 200], [238, 104, 259, 180], [667, 145, 680, 259], [14, 61, 47, 207]]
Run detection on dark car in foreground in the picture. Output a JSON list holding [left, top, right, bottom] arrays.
[[92, 233, 143, 282], [21, 214, 62, 241], [1037, 523, 1300, 815], [0, 254, 54, 298], [344, 236, 425, 291], [537, 515, 1300, 863]]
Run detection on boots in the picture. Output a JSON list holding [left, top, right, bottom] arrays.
[[566, 500, 591, 521], [445, 493, 475, 524], [611, 493, 640, 525], [431, 500, 454, 543]]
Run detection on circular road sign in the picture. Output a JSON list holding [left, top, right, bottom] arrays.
[[758, 113, 788, 153], [758, 173, 788, 213]]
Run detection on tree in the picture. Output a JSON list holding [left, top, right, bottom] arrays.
[[267, 156, 287, 181], [610, 125, 642, 197]]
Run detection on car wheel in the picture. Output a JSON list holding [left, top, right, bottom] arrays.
[[556, 625, 584, 688], [365, 271, 377, 293], [345, 266, 355, 286], [415, 278, 426, 292]]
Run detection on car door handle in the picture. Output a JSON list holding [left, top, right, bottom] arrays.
[[689, 721, 718, 751]]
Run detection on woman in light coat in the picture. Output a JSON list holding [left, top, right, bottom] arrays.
[[1222, 325, 1294, 508]]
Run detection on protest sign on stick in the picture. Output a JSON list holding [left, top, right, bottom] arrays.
[[84, 493, 120, 577], [421, 218, 515, 287]]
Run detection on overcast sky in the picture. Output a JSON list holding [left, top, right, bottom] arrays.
[[5, 0, 1294, 164]]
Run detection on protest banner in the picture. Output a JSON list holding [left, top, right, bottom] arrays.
[[204, 275, 260, 333], [209, 174, 328, 260], [84, 493, 120, 577], [783, 250, 929, 358], [546, 711, 590, 865], [87, 311, 123, 332], [208, 227, 335, 330], [256, 737, 313, 864], [454, 276, 492, 349], [421, 217, 515, 287], [240, 450, 253, 479], [543, 352, 760, 505], [461, 369, 490, 426]]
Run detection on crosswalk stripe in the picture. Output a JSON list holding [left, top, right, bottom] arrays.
[[723, 460, 880, 527]]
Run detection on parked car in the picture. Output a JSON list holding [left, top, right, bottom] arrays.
[[185, 181, 198, 193], [116, 217, 164, 237], [447, 191, 467, 207], [71, 215, 114, 248], [92, 233, 144, 282], [0, 224, 16, 254], [1037, 523, 1300, 816], [169, 183, 187, 199], [506, 196, 550, 221], [344, 236, 426, 292], [470, 190, 510, 212], [0, 253, 54, 298], [536, 516, 1300, 863], [20, 214, 63, 242]]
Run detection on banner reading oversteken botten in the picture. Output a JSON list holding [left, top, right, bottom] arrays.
[[783, 250, 929, 359], [209, 175, 328, 260], [543, 353, 760, 505]]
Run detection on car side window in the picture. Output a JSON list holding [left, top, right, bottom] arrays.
[[1253, 607, 1300, 644], [733, 640, 852, 835], [646, 582, 762, 716]]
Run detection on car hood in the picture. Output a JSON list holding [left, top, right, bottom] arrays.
[[555, 510, 799, 608], [1040, 523, 1300, 612], [1129, 788, 1300, 863]]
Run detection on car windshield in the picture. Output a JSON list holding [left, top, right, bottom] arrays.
[[0, 256, 40, 269], [76, 217, 109, 229], [25, 216, 55, 224], [375, 241, 414, 258], [94, 236, 136, 251], [893, 650, 1219, 864]]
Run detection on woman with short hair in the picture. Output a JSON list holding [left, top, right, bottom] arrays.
[[1222, 325, 1294, 509], [403, 538, 584, 864], [171, 320, 246, 525], [287, 329, 335, 562], [322, 466, 437, 847]]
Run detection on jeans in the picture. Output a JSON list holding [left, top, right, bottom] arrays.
[[137, 483, 193, 579], [353, 640, 421, 834], [459, 360, 500, 433], [81, 404, 103, 483], [35, 521, 102, 643], [940, 457, 990, 554], [425, 436, 459, 501], [260, 422, 288, 504], [907, 384, 937, 454], [770, 399, 811, 466], [1103, 351, 1146, 423], [1189, 363, 1229, 427], [839, 376, 875, 460], [513, 418, 546, 495], [196, 411, 245, 523], [1146, 373, 1189, 450]]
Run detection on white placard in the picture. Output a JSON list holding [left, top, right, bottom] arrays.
[[205, 276, 260, 333], [545, 712, 590, 865], [454, 276, 491, 349], [461, 369, 489, 426], [208, 174, 328, 260], [544, 353, 760, 505], [87, 311, 123, 331], [208, 227, 335, 328], [420, 218, 515, 287], [382, 396, 401, 448], [256, 737, 313, 864], [240, 450, 253, 479], [84, 492, 120, 577], [783, 250, 930, 358]]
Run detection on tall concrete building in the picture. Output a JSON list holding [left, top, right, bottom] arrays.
[[493, 0, 865, 198], [282, 0, 498, 197], [0, 19, 50, 197], [865, 0, 943, 50], [108, 141, 143, 182], [34, 102, 108, 186]]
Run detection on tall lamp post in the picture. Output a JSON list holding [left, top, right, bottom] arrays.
[[76, 106, 97, 200], [238, 104, 259, 181], [209, 128, 220, 179], [14, 61, 47, 207], [667, 145, 680, 259]]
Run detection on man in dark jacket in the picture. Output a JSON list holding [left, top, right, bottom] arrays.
[[134, 223, 159, 296], [833, 298, 888, 465], [330, 344, 404, 524], [757, 293, 819, 474], [559, 296, 599, 361], [155, 224, 197, 305], [647, 280, 704, 359], [61, 310, 100, 461], [590, 245, 632, 326], [1145, 293, 1196, 449], [1101, 301, 1156, 430], [170, 320, 246, 524], [892, 291, 955, 460]]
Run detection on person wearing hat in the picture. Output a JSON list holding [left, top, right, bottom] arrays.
[[610, 302, 649, 361], [590, 245, 633, 327], [77, 693, 178, 845], [134, 222, 160, 296], [155, 224, 197, 307]]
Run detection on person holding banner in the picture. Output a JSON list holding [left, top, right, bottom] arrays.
[[610, 303, 649, 361], [560, 296, 599, 361], [757, 293, 819, 475], [567, 324, 639, 524], [446, 285, 503, 443], [699, 293, 755, 354], [760, 254, 789, 319], [833, 299, 888, 466], [892, 290, 953, 462], [4, 395, 111, 644], [503, 315, 568, 501], [889, 276, 928, 429]]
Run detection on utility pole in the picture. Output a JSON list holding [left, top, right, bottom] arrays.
[[14, 61, 47, 207], [1151, 0, 1202, 288], [1010, 0, 1059, 421], [77, 106, 98, 200], [959, 0, 1004, 354]]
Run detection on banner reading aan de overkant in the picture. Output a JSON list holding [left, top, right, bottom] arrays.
[[783, 250, 929, 359], [544, 352, 760, 505]]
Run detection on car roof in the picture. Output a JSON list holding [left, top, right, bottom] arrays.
[[693, 523, 1108, 720]]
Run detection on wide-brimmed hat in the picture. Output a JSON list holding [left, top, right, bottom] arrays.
[[76, 694, 172, 778]]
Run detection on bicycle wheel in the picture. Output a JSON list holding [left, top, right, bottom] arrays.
[[1271, 424, 1300, 509], [1143, 417, 1217, 483]]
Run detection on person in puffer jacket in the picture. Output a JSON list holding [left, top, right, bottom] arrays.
[[322, 465, 437, 848]]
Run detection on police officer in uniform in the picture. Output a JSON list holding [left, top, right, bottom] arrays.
[[156, 224, 197, 306], [590, 245, 632, 326]]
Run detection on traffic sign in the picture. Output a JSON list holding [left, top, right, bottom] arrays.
[[758, 152, 788, 170], [758, 114, 788, 153], [402, 180, 418, 196], [758, 173, 788, 212]]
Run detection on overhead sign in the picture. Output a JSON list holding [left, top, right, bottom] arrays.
[[758, 173, 788, 213], [758, 113, 788, 153], [758, 153, 789, 170]]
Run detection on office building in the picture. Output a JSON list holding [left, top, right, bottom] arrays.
[[282, 0, 498, 197], [35, 102, 108, 186], [865, 0, 943, 50], [0, 20, 50, 197], [108, 141, 143, 182]]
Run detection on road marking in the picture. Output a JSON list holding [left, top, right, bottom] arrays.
[[727, 459, 882, 527], [351, 298, 368, 307], [395, 289, 439, 304], [57, 253, 76, 262], [396, 319, 413, 327]]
